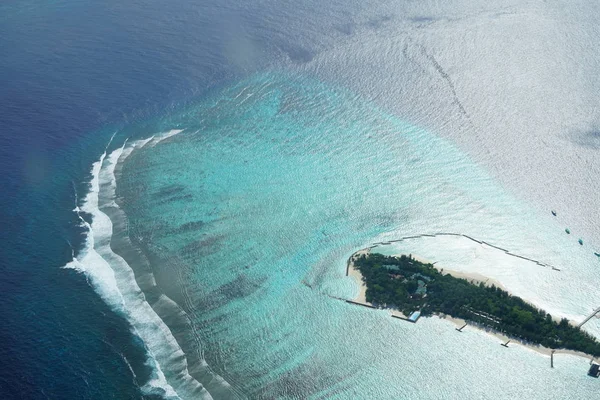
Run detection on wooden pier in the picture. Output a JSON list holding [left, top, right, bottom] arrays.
[[391, 314, 414, 323], [345, 299, 376, 309], [577, 306, 600, 328]]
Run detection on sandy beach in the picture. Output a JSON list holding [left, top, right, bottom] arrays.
[[347, 248, 412, 320], [436, 311, 595, 361], [409, 254, 508, 292], [347, 249, 598, 364]]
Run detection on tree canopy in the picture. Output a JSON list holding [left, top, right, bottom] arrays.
[[354, 253, 600, 357]]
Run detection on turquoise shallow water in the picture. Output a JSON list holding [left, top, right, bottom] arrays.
[[5, 0, 600, 398], [112, 73, 600, 398]]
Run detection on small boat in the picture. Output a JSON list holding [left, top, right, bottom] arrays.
[[551, 210, 557, 216], [578, 239, 584, 245], [565, 228, 571, 234], [594, 252, 600, 257]]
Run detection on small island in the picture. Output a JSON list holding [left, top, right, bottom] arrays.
[[352, 252, 600, 357]]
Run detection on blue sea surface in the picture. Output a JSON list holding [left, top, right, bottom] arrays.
[[110, 74, 599, 399], [2, 0, 599, 399], [0, 1, 261, 397]]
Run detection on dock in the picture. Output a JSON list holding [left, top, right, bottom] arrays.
[[391, 314, 414, 323], [345, 299, 376, 309], [344, 299, 418, 323], [577, 306, 600, 328]]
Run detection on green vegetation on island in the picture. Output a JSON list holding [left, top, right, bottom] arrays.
[[354, 253, 600, 357]]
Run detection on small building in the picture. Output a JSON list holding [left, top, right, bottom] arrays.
[[588, 363, 600, 378]]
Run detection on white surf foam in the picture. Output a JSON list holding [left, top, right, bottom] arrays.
[[148, 129, 184, 147], [63, 130, 214, 400]]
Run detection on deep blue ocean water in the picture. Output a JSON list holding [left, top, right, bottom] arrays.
[[0, 1, 263, 397], [1, 1, 361, 397], [2, 1, 600, 399]]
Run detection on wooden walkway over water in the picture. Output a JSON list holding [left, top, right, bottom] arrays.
[[578, 306, 600, 328]]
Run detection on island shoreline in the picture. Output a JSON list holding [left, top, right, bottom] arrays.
[[346, 248, 598, 363]]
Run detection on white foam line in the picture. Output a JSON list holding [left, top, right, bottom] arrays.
[[233, 86, 250, 101], [106, 131, 118, 151], [63, 130, 213, 400], [148, 129, 183, 147], [238, 93, 254, 106]]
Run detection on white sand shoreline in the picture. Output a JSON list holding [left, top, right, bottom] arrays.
[[408, 254, 508, 292], [346, 249, 598, 363], [347, 248, 412, 320]]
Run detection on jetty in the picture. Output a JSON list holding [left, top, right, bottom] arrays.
[[577, 306, 600, 329], [344, 299, 417, 323], [345, 299, 376, 309], [391, 314, 414, 323]]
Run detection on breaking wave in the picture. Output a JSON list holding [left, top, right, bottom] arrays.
[[63, 130, 227, 400]]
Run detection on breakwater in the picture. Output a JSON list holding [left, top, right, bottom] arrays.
[[371, 232, 561, 272]]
